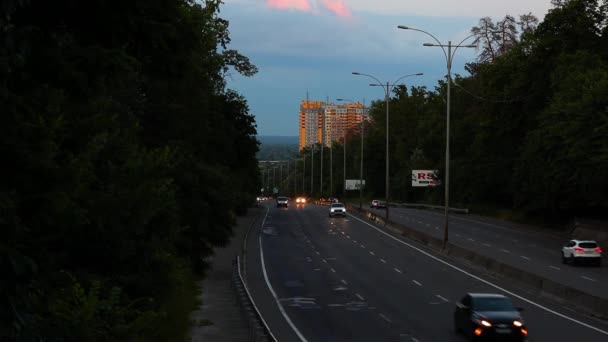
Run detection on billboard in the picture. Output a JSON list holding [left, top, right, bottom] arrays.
[[412, 170, 441, 187], [345, 179, 366, 190]]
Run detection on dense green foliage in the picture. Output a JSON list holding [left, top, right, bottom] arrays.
[[293, 0, 608, 222], [0, 0, 259, 340]]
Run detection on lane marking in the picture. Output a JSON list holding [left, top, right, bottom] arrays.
[[360, 244, 366, 249], [347, 235, 351, 239], [467, 238, 476, 242], [379, 313, 392, 323], [353, 240, 358, 243], [482, 243, 492, 247], [582, 276, 596, 282], [315, 251, 320, 255], [355, 293, 365, 301], [436, 295, 449, 302], [500, 249, 511, 253], [341, 279, 348, 285], [322, 259, 327, 263], [549, 266, 561, 271], [394, 268, 403, 274], [330, 268, 336, 273], [520, 256, 531, 260], [346, 212, 608, 336], [411, 338, 420, 342], [412, 280, 422, 286], [369, 251, 376, 256], [259, 209, 307, 341], [380, 259, 387, 263]]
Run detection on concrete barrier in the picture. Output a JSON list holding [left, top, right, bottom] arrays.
[[346, 204, 608, 320]]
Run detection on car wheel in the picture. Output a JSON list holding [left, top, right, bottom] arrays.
[[572, 256, 578, 265]]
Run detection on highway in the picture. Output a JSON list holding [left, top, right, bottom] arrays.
[[245, 203, 608, 341], [367, 206, 608, 300]]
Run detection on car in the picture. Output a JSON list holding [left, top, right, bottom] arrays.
[[454, 293, 528, 341], [276, 196, 289, 208], [295, 197, 307, 205], [370, 200, 386, 209], [329, 203, 347, 217], [562, 240, 602, 266]]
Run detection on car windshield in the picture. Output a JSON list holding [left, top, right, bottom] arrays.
[[473, 297, 515, 312], [277, 197, 287, 201], [331, 203, 344, 208], [579, 242, 597, 248]]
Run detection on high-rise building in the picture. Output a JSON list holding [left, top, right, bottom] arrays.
[[299, 100, 365, 151]]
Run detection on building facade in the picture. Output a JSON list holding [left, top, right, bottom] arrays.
[[299, 100, 365, 151]]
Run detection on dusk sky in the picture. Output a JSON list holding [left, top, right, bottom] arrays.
[[222, 0, 554, 136]]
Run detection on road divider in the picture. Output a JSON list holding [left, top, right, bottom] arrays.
[[346, 204, 608, 320]]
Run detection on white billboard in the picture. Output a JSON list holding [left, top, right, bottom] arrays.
[[412, 170, 441, 187], [345, 179, 366, 190]]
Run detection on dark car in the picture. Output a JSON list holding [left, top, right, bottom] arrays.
[[370, 200, 387, 209], [276, 196, 288, 208], [454, 293, 528, 341]]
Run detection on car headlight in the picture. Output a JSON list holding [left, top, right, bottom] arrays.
[[480, 320, 492, 327], [513, 320, 523, 327]]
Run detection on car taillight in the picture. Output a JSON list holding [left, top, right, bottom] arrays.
[[574, 247, 585, 253], [595, 247, 602, 253]]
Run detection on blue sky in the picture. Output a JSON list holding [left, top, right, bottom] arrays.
[[222, 0, 553, 136]]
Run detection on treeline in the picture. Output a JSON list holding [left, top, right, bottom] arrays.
[[1, 0, 259, 340], [293, 0, 608, 222]]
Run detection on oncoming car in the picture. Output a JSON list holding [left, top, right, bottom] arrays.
[[454, 293, 527, 341], [329, 203, 346, 217], [295, 197, 307, 205], [276, 196, 288, 208]]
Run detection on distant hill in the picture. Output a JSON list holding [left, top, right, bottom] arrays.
[[257, 135, 299, 145], [257, 136, 299, 161]]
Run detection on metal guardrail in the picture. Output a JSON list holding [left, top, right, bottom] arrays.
[[390, 202, 469, 213], [233, 255, 277, 342]]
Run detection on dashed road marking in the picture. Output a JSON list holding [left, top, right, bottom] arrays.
[[520, 256, 531, 260], [436, 295, 449, 302], [316, 251, 320, 255], [353, 240, 358, 243], [482, 243, 492, 247], [394, 268, 402, 274], [341, 279, 348, 285], [369, 251, 376, 256], [330, 268, 336, 273], [379, 313, 392, 323], [355, 293, 365, 301], [582, 276, 596, 282], [501, 249, 511, 253], [360, 244, 366, 249], [468, 238, 476, 242], [549, 266, 561, 271], [322, 259, 327, 263], [380, 259, 387, 263], [412, 280, 422, 287]]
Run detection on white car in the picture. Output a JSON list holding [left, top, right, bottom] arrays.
[[562, 240, 602, 266], [329, 203, 346, 217]]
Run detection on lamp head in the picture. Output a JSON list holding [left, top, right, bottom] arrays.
[[423, 43, 435, 46], [397, 25, 409, 30], [352, 72, 361, 75]]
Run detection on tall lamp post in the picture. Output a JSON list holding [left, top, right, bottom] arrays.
[[398, 25, 477, 248], [351, 72, 423, 221], [337, 98, 366, 207]]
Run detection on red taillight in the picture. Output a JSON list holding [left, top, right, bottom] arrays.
[[574, 247, 585, 253], [595, 247, 602, 253]]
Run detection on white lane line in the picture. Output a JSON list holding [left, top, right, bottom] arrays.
[[467, 238, 476, 242], [355, 293, 365, 301], [412, 280, 422, 286], [330, 268, 336, 273], [582, 276, 596, 282], [346, 212, 608, 336], [370, 251, 376, 256], [549, 266, 561, 271], [482, 243, 492, 247], [353, 240, 358, 243], [360, 244, 366, 249], [520, 256, 531, 260], [394, 268, 403, 274], [380, 259, 387, 263], [379, 313, 392, 323], [436, 295, 450, 303], [341, 279, 348, 285], [500, 249, 511, 253], [411, 338, 420, 342], [341, 231, 345, 235], [346, 235, 351, 239], [322, 259, 328, 263], [315, 251, 320, 255], [259, 210, 308, 341]]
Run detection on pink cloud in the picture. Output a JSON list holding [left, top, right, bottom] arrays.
[[266, 0, 313, 12], [319, 0, 352, 17]]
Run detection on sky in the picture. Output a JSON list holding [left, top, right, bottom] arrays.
[[222, 0, 554, 136]]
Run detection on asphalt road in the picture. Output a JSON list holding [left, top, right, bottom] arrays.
[[245, 203, 608, 341], [366, 206, 608, 300]]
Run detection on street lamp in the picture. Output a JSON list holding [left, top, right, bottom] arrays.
[[352, 72, 423, 221], [337, 98, 366, 208], [398, 25, 477, 249]]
